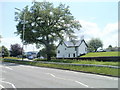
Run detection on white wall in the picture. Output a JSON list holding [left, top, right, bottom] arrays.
[[57, 43, 76, 58], [78, 41, 87, 56], [57, 43, 66, 58], [57, 41, 87, 58]]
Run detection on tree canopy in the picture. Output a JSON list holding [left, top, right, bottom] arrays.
[[15, 2, 81, 60], [88, 38, 103, 52], [10, 44, 23, 57], [37, 44, 56, 58], [0, 46, 10, 57]]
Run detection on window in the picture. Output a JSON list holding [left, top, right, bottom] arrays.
[[58, 50, 60, 53], [73, 53, 75, 57], [65, 48, 66, 50], [75, 47, 77, 51], [68, 54, 70, 57]]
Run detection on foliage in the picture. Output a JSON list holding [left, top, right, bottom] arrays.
[[106, 45, 119, 51], [15, 2, 81, 60], [81, 51, 119, 57], [37, 48, 46, 58], [87, 38, 103, 52], [10, 43, 23, 57], [0, 46, 10, 57], [37, 44, 56, 58]]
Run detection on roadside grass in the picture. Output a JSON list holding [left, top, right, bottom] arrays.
[[81, 51, 119, 57], [4, 57, 21, 60], [35, 58, 119, 66], [3, 59, 120, 77], [2, 57, 119, 66]]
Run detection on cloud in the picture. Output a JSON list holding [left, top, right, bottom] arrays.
[[77, 20, 118, 48], [103, 23, 118, 36], [89, 17, 97, 21], [1, 36, 40, 52], [78, 20, 101, 39], [1, 36, 22, 50], [102, 23, 118, 48]]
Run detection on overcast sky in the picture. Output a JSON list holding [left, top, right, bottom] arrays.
[[0, 0, 119, 52]]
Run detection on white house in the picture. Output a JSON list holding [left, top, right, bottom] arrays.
[[56, 39, 88, 58]]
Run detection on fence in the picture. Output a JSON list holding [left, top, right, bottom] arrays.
[[57, 56, 120, 62]]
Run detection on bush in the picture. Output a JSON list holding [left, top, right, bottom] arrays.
[[0, 46, 10, 57]]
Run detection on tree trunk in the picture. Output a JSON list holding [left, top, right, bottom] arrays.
[[46, 45, 51, 61], [47, 54, 51, 61], [95, 49, 97, 52], [46, 36, 51, 61]]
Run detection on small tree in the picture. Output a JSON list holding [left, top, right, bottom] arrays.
[[1, 46, 10, 57], [107, 45, 112, 51], [10, 44, 23, 57], [88, 38, 103, 52]]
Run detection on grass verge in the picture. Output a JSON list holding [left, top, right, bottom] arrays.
[[4, 57, 119, 66], [2, 59, 120, 77], [81, 51, 119, 57], [35, 58, 119, 66]]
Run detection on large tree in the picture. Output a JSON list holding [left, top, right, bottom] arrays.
[[15, 2, 81, 60], [10, 44, 23, 57], [88, 38, 103, 52]]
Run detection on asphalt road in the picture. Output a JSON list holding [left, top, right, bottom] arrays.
[[0, 62, 119, 89]]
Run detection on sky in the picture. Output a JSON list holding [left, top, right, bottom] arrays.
[[0, 0, 119, 52]]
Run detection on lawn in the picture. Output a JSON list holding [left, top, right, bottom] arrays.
[[81, 51, 119, 57]]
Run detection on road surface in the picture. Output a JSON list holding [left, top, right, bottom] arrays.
[[0, 62, 119, 89]]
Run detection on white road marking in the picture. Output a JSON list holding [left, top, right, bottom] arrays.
[[2, 81, 16, 90], [46, 73, 70, 80], [19, 65, 37, 68], [5, 67, 13, 70], [0, 66, 13, 71], [70, 71, 118, 81], [48, 73, 55, 77], [75, 81, 89, 87], [46, 73, 89, 88], [0, 84, 5, 88], [0, 84, 7, 90], [94, 74, 118, 80]]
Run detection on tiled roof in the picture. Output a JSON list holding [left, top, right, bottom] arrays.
[[64, 40, 82, 47]]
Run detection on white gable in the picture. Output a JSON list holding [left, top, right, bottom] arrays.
[[56, 39, 88, 58]]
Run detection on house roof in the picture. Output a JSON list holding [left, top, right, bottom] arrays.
[[64, 40, 81, 47], [57, 39, 88, 48]]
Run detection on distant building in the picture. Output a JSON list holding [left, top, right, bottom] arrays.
[[56, 39, 88, 58], [25, 51, 38, 58]]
